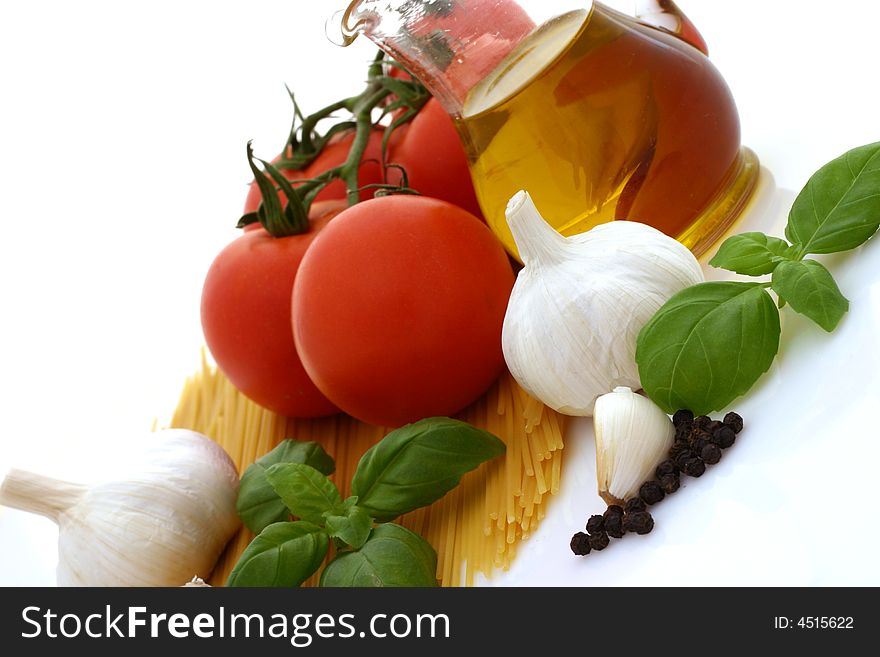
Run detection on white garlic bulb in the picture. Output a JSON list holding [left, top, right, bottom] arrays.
[[594, 386, 675, 505], [502, 191, 704, 415], [0, 429, 240, 586]]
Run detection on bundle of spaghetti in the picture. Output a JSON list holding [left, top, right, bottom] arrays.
[[169, 352, 565, 587]]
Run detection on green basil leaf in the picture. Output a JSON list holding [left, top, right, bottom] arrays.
[[785, 142, 880, 254], [266, 463, 343, 525], [226, 521, 328, 587], [319, 523, 437, 587], [708, 232, 795, 275], [236, 440, 335, 534], [323, 502, 373, 550], [771, 259, 849, 332], [636, 282, 780, 415], [351, 417, 505, 522]]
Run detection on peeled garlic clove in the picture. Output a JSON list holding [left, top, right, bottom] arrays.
[[594, 386, 674, 505]]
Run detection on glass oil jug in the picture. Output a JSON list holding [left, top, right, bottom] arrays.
[[338, 0, 759, 260]]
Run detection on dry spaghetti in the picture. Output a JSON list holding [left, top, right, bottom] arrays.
[[168, 351, 565, 586]]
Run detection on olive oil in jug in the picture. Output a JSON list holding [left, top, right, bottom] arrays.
[[341, 1, 758, 259]]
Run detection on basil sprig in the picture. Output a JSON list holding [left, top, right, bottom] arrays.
[[637, 142, 879, 415], [227, 417, 504, 588]]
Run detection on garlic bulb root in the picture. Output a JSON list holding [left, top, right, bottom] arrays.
[[501, 191, 704, 416], [0, 470, 86, 521], [0, 429, 240, 587], [594, 387, 674, 505]]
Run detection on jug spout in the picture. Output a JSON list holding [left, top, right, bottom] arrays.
[[337, 1, 585, 116]]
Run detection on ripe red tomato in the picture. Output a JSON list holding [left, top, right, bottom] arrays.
[[201, 201, 346, 417], [388, 98, 483, 219], [242, 129, 385, 214], [292, 196, 514, 427]]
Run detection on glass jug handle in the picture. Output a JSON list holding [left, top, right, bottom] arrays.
[[634, 0, 709, 55]]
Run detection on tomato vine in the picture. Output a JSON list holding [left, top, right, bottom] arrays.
[[240, 52, 430, 237]]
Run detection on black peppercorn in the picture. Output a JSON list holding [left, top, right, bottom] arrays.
[[672, 409, 694, 427], [659, 473, 680, 494], [693, 415, 712, 430], [712, 425, 736, 449], [639, 480, 665, 505], [690, 436, 710, 456], [705, 420, 724, 434], [674, 449, 695, 470], [570, 532, 591, 556], [622, 511, 654, 535], [701, 443, 722, 465], [624, 497, 647, 514], [604, 504, 624, 520], [588, 531, 610, 551], [656, 459, 677, 478], [604, 512, 625, 538], [723, 412, 744, 434], [670, 441, 691, 460], [674, 423, 693, 442], [586, 514, 605, 534], [682, 457, 706, 478]]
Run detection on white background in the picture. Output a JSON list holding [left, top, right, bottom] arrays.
[[0, 1, 878, 585]]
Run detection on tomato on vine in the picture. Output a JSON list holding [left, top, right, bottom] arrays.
[[242, 129, 386, 215], [201, 55, 502, 424]]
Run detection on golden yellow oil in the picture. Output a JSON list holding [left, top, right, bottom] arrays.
[[458, 4, 758, 260]]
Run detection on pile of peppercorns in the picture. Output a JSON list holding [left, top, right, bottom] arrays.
[[570, 410, 744, 556]]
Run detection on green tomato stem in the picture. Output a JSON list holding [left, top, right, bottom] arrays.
[[243, 50, 429, 234]]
